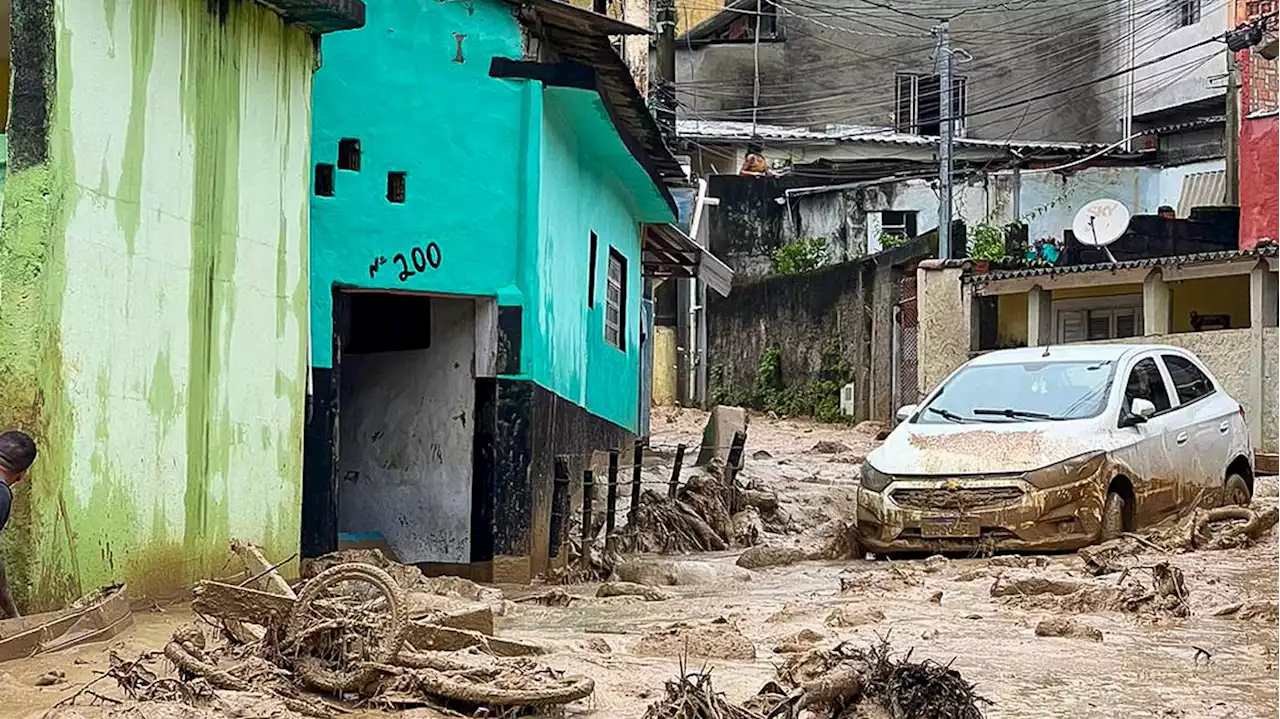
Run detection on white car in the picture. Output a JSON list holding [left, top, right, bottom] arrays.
[[857, 344, 1253, 554]]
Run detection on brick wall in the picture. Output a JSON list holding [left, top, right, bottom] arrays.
[[1244, 0, 1274, 114]]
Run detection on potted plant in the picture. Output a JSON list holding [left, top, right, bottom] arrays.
[[968, 222, 1006, 273]]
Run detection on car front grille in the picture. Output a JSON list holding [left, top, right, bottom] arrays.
[[890, 486, 1026, 512]]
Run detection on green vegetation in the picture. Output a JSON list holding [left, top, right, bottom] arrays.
[[877, 231, 907, 250], [772, 236, 827, 275], [712, 338, 853, 424], [968, 222, 1006, 261]]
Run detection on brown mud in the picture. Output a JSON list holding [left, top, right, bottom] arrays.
[[4, 408, 1277, 719]]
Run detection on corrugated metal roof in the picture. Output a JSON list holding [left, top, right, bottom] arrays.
[[963, 246, 1278, 284], [676, 119, 1104, 152], [1176, 171, 1226, 217]]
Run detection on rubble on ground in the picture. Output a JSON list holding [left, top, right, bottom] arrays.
[[749, 638, 987, 719], [1035, 617, 1104, 642], [616, 558, 752, 586], [55, 541, 588, 718], [992, 562, 1190, 618], [772, 628, 827, 653], [1209, 600, 1279, 622], [736, 544, 808, 569], [825, 606, 886, 628], [633, 620, 757, 661], [1081, 503, 1280, 576], [597, 581, 674, 601]]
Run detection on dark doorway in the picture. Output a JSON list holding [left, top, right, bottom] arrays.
[[302, 291, 479, 570]]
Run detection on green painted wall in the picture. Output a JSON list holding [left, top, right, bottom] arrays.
[[534, 91, 649, 430], [309, 0, 525, 370], [0, 0, 314, 609], [310, 0, 674, 433]]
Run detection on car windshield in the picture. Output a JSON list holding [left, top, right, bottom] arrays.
[[916, 360, 1117, 424]]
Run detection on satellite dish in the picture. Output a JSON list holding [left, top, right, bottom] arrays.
[[1072, 199, 1130, 263]]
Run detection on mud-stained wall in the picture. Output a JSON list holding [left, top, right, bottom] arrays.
[[706, 242, 929, 423], [916, 264, 973, 398], [338, 299, 476, 565], [0, 0, 314, 609], [1263, 328, 1278, 454]]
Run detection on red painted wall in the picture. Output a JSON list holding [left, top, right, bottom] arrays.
[[1239, 0, 1280, 249], [1239, 113, 1278, 250]]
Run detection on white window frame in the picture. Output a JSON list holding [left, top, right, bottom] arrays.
[[893, 73, 967, 137], [605, 249, 626, 350], [1174, 0, 1201, 27], [1052, 294, 1144, 344]]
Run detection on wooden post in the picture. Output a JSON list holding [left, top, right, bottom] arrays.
[[629, 439, 645, 523], [725, 430, 747, 515], [605, 449, 620, 537], [550, 457, 570, 558], [581, 469, 594, 572], [668, 443, 685, 499]]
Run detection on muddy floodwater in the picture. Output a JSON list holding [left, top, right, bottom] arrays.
[[4, 409, 1278, 718]]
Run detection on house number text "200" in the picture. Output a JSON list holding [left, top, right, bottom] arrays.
[[368, 242, 442, 282]]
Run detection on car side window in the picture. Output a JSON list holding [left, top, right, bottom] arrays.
[[1163, 354, 1215, 405], [1124, 357, 1173, 413]]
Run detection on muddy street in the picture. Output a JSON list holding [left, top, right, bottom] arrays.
[[6, 408, 1278, 719]]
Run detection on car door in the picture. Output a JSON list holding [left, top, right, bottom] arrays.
[[1159, 352, 1236, 506], [1111, 353, 1181, 523]]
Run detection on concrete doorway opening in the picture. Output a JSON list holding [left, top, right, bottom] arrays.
[[335, 291, 477, 575]]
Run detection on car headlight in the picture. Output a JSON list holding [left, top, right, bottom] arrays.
[[861, 462, 893, 492], [1023, 452, 1106, 490]]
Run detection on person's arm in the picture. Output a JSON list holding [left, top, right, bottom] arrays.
[[0, 557, 18, 619]]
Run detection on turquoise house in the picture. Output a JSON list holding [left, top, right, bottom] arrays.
[[304, 0, 722, 581]]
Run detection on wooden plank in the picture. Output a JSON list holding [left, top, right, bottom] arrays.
[[230, 540, 296, 598], [0, 585, 132, 663], [192, 581, 295, 624], [405, 624, 543, 657], [193, 580, 496, 637]]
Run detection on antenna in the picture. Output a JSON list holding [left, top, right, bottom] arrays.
[[1071, 199, 1131, 264]]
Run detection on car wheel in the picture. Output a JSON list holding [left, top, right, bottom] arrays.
[[1224, 474, 1251, 507], [1100, 491, 1125, 542]]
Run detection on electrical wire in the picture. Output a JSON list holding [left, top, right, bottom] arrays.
[[676, 0, 1226, 132]]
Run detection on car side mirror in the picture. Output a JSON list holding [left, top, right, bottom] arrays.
[[895, 404, 918, 423], [1120, 398, 1156, 428], [1132, 398, 1156, 418]]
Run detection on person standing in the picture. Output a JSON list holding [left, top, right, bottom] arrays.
[[0, 430, 36, 619]]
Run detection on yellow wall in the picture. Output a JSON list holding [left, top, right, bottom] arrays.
[[997, 294, 1028, 347], [1169, 275, 1252, 332], [677, 0, 723, 34]]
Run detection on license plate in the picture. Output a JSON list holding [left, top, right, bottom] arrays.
[[921, 518, 980, 538]]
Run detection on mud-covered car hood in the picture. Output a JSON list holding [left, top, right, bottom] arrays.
[[867, 420, 1106, 476]]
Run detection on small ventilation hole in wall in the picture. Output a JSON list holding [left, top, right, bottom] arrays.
[[338, 138, 361, 171], [387, 171, 407, 204], [314, 163, 335, 197]]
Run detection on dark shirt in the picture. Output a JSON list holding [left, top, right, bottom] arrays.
[[0, 481, 10, 532]]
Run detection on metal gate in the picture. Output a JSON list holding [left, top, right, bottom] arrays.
[[891, 270, 919, 419]]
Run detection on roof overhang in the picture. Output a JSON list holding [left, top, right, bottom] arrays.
[[643, 223, 734, 297], [253, 0, 366, 32], [491, 58, 677, 221]]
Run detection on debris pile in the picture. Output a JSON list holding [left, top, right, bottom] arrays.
[[624, 469, 795, 556], [749, 638, 987, 719], [642, 669, 758, 719], [58, 542, 591, 718], [992, 562, 1190, 618], [1034, 617, 1104, 642], [1082, 503, 1279, 575], [634, 619, 758, 661]]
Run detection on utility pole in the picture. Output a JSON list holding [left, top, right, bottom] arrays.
[[1225, 51, 1240, 205], [936, 20, 955, 260], [651, 0, 679, 406]]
